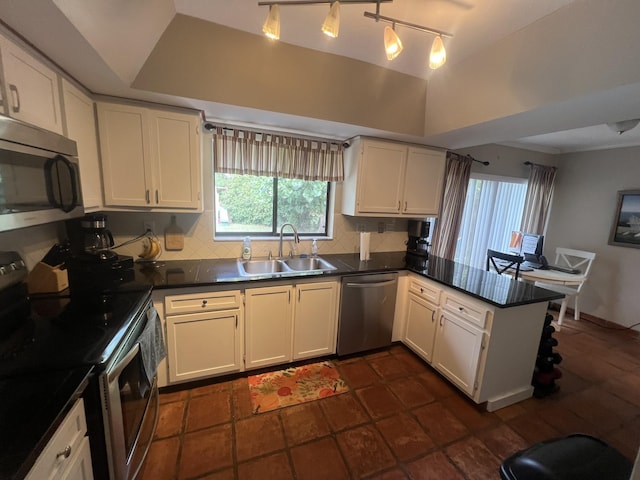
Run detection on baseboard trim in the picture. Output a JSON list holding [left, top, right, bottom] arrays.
[[549, 302, 639, 337]]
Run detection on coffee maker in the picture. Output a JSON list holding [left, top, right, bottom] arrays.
[[406, 220, 431, 269], [65, 214, 134, 296]]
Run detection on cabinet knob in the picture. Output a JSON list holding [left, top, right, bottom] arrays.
[[420, 287, 424, 293], [201, 300, 207, 307], [56, 445, 72, 459]]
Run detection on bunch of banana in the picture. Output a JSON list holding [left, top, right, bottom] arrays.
[[139, 236, 162, 261]]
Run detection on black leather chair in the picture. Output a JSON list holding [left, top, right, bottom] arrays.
[[500, 434, 633, 480], [486, 249, 523, 280]]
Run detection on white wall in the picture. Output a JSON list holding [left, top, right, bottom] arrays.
[[545, 146, 640, 330]]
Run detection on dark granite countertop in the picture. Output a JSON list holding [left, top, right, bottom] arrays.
[[133, 251, 563, 308], [0, 366, 93, 480]]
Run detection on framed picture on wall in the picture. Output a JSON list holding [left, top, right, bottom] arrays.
[[609, 189, 640, 248]]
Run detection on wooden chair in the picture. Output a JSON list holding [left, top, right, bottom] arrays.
[[535, 247, 596, 326], [486, 249, 523, 280]]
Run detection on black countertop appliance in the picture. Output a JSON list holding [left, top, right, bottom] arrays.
[[65, 214, 135, 298], [406, 219, 430, 270]]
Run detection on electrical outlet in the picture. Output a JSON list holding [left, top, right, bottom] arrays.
[[143, 221, 155, 234]]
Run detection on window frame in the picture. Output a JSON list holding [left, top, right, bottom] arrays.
[[454, 172, 528, 269], [213, 173, 334, 240]]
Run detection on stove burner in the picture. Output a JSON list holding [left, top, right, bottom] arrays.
[[0, 320, 35, 361]]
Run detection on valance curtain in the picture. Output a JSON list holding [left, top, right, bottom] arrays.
[[520, 163, 557, 234], [213, 126, 344, 182], [430, 152, 473, 260]]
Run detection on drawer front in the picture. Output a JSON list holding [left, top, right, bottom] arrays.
[[409, 279, 440, 304], [442, 294, 489, 329], [165, 290, 242, 314], [26, 398, 87, 480]]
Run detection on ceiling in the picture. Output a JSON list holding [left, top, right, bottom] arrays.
[[1, 0, 640, 154]]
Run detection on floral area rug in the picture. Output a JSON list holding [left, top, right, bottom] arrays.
[[248, 361, 348, 414]]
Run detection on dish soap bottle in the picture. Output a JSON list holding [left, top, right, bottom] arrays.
[[242, 236, 252, 260], [311, 239, 318, 257]]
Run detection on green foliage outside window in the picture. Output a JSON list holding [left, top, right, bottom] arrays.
[[215, 173, 328, 235]]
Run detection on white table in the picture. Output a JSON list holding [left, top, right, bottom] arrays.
[[519, 268, 586, 286]]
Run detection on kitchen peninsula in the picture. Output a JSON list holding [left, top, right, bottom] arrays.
[[138, 251, 562, 411]]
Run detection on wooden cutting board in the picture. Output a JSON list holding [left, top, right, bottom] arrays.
[[165, 215, 184, 251]]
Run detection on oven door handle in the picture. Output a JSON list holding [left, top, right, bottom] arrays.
[[108, 343, 140, 383]]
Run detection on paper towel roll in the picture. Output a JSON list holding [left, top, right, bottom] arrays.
[[360, 232, 370, 261]]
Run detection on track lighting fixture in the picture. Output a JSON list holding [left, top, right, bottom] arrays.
[[258, 0, 452, 70], [262, 4, 280, 40], [363, 4, 453, 70], [383, 24, 402, 60], [429, 35, 446, 70], [321, 2, 340, 38]]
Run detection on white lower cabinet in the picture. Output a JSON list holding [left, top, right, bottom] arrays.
[[432, 308, 485, 396], [245, 280, 339, 369], [403, 291, 439, 363], [26, 398, 93, 480], [164, 290, 242, 383], [402, 276, 441, 363], [293, 281, 338, 360], [401, 272, 550, 411], [245, 285, 294, 369]]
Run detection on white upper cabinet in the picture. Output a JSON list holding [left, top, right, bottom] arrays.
[[96, 102, 202, 210], [0, 33, 63, 134], [61, 79, 103, 211], [342, 137, 446, 218]]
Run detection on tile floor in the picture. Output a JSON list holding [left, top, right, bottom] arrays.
[[139, 313, 640, 480]]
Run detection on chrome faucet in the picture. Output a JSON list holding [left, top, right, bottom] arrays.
[[278, 223, 300, 257]]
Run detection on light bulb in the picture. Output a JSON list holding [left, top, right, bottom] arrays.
[[322, 2, 340, 38], [384, 25, 403, 60], [429, 35, 446, 69], [262, 4, 280, 40]]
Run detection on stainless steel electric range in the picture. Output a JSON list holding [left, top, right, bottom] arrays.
[[0, 252, 161, 480]]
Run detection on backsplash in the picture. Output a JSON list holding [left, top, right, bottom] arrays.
[[0, 222, 65, 269], [0, 208, 410, 270], [108, 210, 409, 261]]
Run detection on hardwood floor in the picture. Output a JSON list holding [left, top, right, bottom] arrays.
[[139, 312, 640, 479]]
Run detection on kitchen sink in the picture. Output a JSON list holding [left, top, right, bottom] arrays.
[[238, 259, 292, 275], [237, 257, 336, 277], [283, 257, 337, 272]]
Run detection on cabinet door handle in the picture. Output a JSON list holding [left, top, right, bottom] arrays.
[[397, 200, 401, 211], [235, 314, 238, 329], [288, 291, 291, 303], [439, 314, 444, 327], [298, 289, 301, 302], [155, 190, 159, 204], [8, 84, 20, 113], [56, 445, 72, 459], [404, 201, 408, 211], [145, 189, 150, 204], [431, 310, 435, 322]]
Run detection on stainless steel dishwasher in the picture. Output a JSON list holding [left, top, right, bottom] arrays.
[[337, 272, 398, 355]]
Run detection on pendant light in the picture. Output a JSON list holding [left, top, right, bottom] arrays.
[[383, 24, 403, 60], [262, 4, 281, 40], [321, 1, 340, 38], [429, 35, 446, 70]]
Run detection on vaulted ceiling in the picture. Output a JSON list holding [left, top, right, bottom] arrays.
[[1, 0, 640, 153]]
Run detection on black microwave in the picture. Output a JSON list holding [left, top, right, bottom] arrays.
[[0, 115, 84, 232]]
